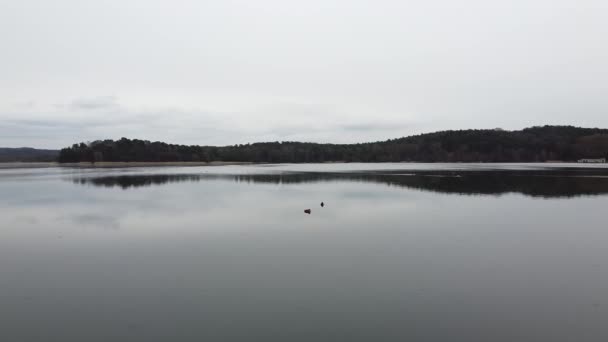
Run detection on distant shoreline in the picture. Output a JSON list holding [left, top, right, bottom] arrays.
[[0, 161, 252, 169], [4, 126, 608, 164], [3, 161, 607, 171]]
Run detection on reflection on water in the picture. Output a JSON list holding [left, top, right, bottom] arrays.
[[73, 174, 203, 189], [73, 170, 608, 198]]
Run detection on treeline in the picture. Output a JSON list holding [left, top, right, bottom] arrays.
[[0, 148, 59, 162], [58, 125, 608, 163]]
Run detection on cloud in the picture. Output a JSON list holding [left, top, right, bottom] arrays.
[[340, 122, 414, 133], [0, 97, 244, 148], [67, 96, 119, 111], [0, 95, 424, 148]]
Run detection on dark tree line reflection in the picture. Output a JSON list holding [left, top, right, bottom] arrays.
[[73, 174, 202, 189], [72, 170, 608, 198]]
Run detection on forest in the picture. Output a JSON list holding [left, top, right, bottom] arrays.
[[0, 148, 59, 162], [57, 125, 608, 163]]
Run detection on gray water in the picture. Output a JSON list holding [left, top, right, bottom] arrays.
[[1, 163, 608, 341]]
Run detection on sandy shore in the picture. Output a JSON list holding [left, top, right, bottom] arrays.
[[0, 161, 252, 169]]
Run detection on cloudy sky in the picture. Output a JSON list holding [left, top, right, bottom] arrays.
[[1, 0, 607, 148]]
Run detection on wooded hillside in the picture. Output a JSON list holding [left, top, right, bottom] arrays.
[[58, 126, 608, 163]]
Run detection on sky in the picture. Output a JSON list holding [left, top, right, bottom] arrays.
[[1, 0, 607, 148]]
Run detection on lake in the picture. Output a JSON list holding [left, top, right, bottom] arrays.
[[1, 163, 608, 341]]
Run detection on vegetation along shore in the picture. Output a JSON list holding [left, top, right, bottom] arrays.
[[2, 125, 607, 164]]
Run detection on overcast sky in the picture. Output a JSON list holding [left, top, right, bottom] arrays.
[[1, 0, 607, 148]]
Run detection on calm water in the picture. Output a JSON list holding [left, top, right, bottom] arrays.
[[1, 163, 608, 341]]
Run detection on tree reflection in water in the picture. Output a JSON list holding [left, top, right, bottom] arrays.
[[72, 169, 608, 198]]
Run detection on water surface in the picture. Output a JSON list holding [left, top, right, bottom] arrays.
[[1, 163, 608, 341]]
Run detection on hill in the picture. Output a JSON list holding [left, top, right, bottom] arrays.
[[0, 148, 59, 162], [58, 125, 608, 163]]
